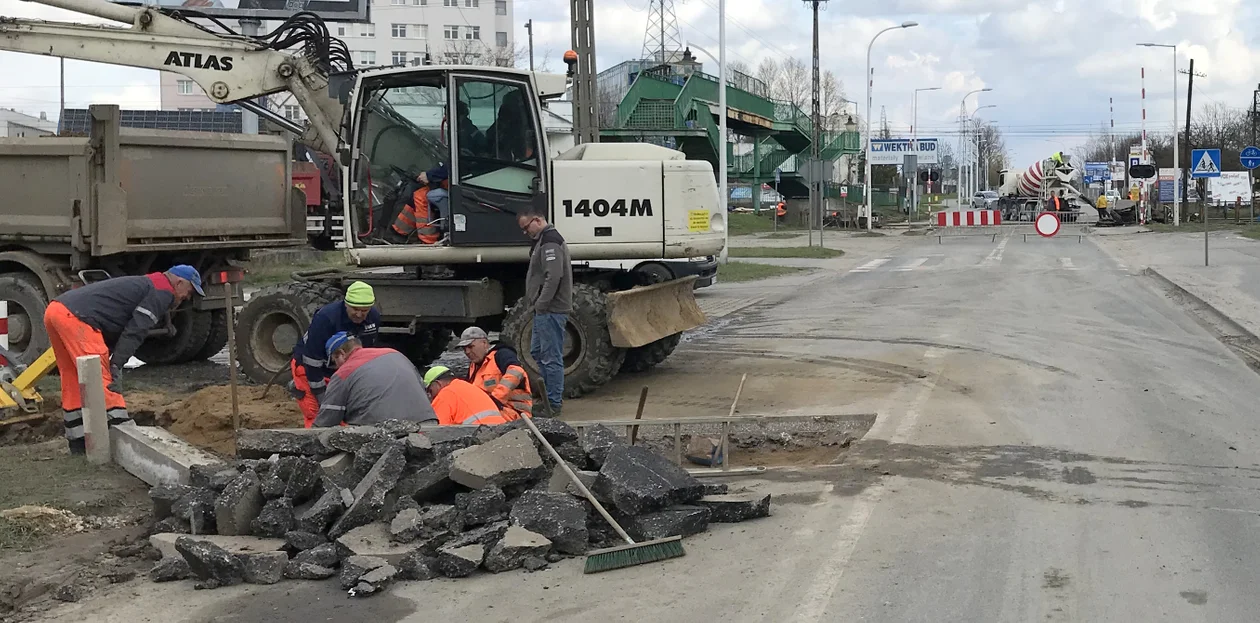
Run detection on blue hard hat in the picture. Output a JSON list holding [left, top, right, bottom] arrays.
[[325, 331, 352, 358]]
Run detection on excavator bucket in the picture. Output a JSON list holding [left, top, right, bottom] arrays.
[[606, 276, 706, 348], [0, 347, 54, 424]]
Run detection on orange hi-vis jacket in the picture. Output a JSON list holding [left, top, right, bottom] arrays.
[[467, 344, 531, 419], [432, 378, 511, 426], [391, 183, 445, 244]]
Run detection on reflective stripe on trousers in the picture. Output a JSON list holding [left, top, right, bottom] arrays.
[[45, 300, 127, 441], [62, 408, 134, 441]]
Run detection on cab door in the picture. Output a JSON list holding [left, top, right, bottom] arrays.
[[446, 73, 547, 246]]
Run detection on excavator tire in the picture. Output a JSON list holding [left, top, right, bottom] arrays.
[[619, 333, 682, 374], [235, 281, 342, 385], [188, 309, 230, 362], [0, 272, 50, 366], [380, 327, 452, 369], [501, 283, 625, 400], [135, 307, 213, 366]]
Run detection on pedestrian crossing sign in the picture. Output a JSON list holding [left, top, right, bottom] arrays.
[[1191, 149, 1222, 178]]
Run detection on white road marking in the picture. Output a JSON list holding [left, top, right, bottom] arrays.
[[981, 236, 1009, 266], [850, 258, 891, 273], [893, 258, 929, 272], [1059, 257, 1077, 270]]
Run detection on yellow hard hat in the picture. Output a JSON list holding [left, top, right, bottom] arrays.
[[423, 365, 450, 387]]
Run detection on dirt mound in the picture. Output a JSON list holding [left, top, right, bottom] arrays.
[[162, 385, 302, 456]]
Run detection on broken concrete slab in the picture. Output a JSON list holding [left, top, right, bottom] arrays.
[[150, 557, 192, 582], [172, 487, 217, 534], [695, 493, 772, 523], [111, 423, 222, 486], [284, 457, 322, 503], [293, 489, 343, 535], [389, 508, 425, 543], [553, 442, 590, 470], [454, 486, 508, 527], [321, 426, 389, 454], [449, 430, 545, 490], [419, 426, 479, 457], [335, 523, 415, 566], [328, 444, 406, 538], [152, 516, 190, 534], [435, 544, 484, 578], [509, 491, 588, 555], [593, 444, 705, 516], [375, 419, 422, 438], [260, 469, 287, 500], [174, 536, 245, 588], [397, 551, 440, 581], [353, 438, 405, 476], [352, 563, 397, 597], [580, 424, 623, 469], [443, 520, 508, 550], [240, 551, 288, 585], [284, 562, 336, 580], [522, 556, 548, 572], [237, 428, 327, 459], [320, 453, 354, 478], [150, 533, 286, 560], [493, 417, 579, 447], [214, 470, 264, 536], [393, 454, 454, 503], [622, 505, 710, 542], [339, 555, 387, 590], [536, 461, 587, 494], [284, 530, 326, 552], [188, 463, 240, 492], [701, 483, 730, 496], [292, 542, 343, 568], [404, 433, 434, 463], [251, 498, 295, 538], [149, 484, 192, 520], [482, 525, 552, 573]]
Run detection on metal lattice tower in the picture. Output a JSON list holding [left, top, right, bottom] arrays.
[[641, 0, 683, 63], [880, 106, 890, 139]]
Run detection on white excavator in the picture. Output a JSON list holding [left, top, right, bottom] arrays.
[[0, 0, 726, 400]]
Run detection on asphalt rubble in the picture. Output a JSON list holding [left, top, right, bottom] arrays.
[[145, 419, 772, 597]]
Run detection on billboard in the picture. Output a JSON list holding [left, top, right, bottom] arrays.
[[1083, 162, 1110, 185], [869, 139, 938, 166], [116, 0, 369, 22], [1208, 171, 1250, 205]]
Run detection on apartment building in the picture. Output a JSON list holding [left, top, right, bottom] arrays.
[[160, 0, 515, 113]]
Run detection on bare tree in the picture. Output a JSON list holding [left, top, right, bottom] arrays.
[[819, 70, 849, 131], [440, 39, 527, 68]]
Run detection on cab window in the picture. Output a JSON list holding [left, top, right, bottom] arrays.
[[454, 78, 540, 195]]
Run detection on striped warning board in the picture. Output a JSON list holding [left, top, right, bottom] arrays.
[[937, 210, 1001, 226]]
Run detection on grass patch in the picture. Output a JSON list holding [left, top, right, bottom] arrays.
[[761, 232, 802, 240], [1239, 225, 1260, 239], [728, 246, 844, 259], [718, 262, 806, 283], [243, 251, 345, 286], [729, 212, 802, 236]]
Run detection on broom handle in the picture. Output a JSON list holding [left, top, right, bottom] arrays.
[[519, 415, 636, 546]]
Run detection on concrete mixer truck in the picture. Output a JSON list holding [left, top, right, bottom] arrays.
[[995, 154, 1134, 225]]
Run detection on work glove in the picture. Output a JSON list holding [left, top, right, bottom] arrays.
[[108, 365, 123, 394], [286, 379, 304, 400]]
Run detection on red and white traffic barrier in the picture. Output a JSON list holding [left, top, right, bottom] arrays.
[[937, 210, 1002, 226], [0, 300, 8, 366]]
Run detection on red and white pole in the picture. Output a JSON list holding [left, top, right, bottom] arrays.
[[0, 300, 9, 366], [1140, 67, 1148, 224]]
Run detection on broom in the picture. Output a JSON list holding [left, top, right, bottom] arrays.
[[515, 409, 685, 573]]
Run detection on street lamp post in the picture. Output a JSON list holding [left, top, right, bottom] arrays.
[[864, 20, 918, 231], [969, 104, 996, 198], [911, 86, 941, 221], [957, 88, 991, 206], [1138, 43, 1179, 226]]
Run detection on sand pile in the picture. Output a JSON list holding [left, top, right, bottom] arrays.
[[162, 386, 301, 456]]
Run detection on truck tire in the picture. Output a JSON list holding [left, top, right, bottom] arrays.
[[0, 272, 50, 366], [379, 328, 451, 368], [188, 309, 229, 361], [135, 308, 212, 365], [235, 281, 342, 385], [619, 333, 682, 374], [501, 283, 625, 399]]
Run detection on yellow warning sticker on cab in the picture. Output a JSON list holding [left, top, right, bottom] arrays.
[[687, 210, 710, 232]]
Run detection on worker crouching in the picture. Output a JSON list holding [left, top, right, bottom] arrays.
[[289, 281, 380, 428], [422, 365, 511, 426], [44, 265, 203, 454], [458, 326, 531, 420], [312, 332, 437, 428]]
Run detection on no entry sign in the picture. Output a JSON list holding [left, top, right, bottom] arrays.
[[1035, 212, 1061, 238]]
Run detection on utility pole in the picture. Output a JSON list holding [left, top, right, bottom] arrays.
[[805, 0, 827, 245], [569, 0, 598, 144], [525, 20, 534, 71], [1182, 59, 1202, 263], [59, 57, 65, 134], [1253, 84, 1258, 224]]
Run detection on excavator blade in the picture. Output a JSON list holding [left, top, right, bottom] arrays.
[[606, 276, 706, 349]]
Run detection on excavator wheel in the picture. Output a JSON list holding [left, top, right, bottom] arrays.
[[235, 281, 343, 385], [501, 283, 625, 400], [135, 307, 213, 365], [619, 333, 682, 374]]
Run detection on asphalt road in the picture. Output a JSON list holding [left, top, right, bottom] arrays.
[[42, 229, 1260, 622]]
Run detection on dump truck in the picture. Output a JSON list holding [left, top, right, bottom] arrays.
[[0, 0, 726, 399], [0, 105, 305, 367]]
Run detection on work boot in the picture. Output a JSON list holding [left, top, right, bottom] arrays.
[[547, 403, 562, 419], [67, 438, 86, 456]]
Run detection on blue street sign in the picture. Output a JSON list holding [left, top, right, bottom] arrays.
[[1242, 146, 1260, 170], [775, 167, 782, 184], [1191, 149, 1222, 178]]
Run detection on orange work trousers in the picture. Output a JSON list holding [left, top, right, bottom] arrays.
[[290, 359, 320, 428], [43, 300, 130, 442]]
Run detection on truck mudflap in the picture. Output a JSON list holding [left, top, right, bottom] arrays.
[[605, 276, 706, 348]]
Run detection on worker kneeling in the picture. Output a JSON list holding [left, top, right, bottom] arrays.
[[44, 265, 203, 454], [289, 281, 380, 428], [458, 326, 531, 420], [422, 365, 512, 426], [312, 332, 437, 428]]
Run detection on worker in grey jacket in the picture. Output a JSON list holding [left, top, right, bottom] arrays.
[[517, 209, 571, 416], [312, 332, 437, 427]]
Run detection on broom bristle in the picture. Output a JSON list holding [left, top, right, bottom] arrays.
[[583, 537, 686, 574]]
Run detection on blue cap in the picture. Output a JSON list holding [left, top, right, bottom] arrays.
[[325, 331, 352, 358], [167, 264, 204, 296]]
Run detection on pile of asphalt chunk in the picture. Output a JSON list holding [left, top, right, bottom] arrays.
[[148, 420, 771, 595]]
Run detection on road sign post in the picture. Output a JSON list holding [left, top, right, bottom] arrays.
[[1241, 147, 1260, 226], [1192, 148, 1222, 266], [1035, 212, 1061, 238]]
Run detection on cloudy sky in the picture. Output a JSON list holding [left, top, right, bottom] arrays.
[[2, 0, 1259, 165]]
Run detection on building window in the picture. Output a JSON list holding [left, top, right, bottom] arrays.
[[495, 0, 506, 14], [392, 51, 408, 65], [413, 0, 427, 4], [464, 0, 478, 6], [176, 79, 194, 95], [391, 23, 406, 38], [443, 0, 456, 5], [496, 31, 507, 47], [359, 23, 375, 37], [391, 0, 405, 4], [357, 50, 376, 65], [466, 26, 480, 40], [336, 25, 346, 36], [283, 105, 302, 120], [413, 24, 428, 38], [444, 25, 459, 39]]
